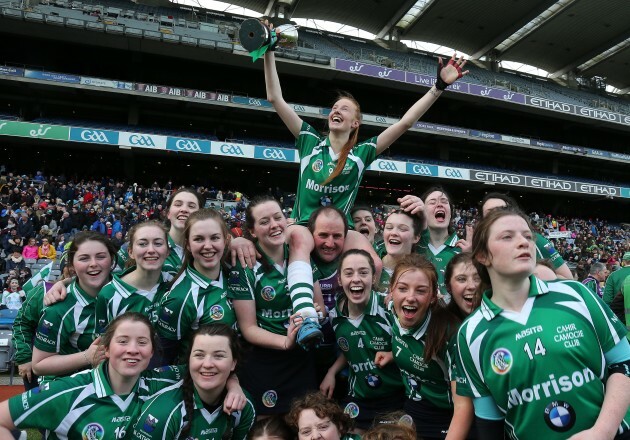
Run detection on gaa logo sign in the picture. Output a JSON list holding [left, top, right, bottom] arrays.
[[175, 139, 202, 152], [445, 168, 463, 178], [220, 144, 245, 156], [129, 135, 156, 147], [80, 130, 110, 143], [377, 160, 398, 172], [263, 148, 287, 160], [408, 164, 434, 176]]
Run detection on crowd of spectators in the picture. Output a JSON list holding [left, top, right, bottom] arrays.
[[0, 170, 628, 299]]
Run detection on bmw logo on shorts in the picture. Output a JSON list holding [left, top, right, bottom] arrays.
[[365, 373, 381, 388], [262, 390, 278, 407], [210, 305, 225, 320], [261, 286, 276, 301], [344, 402, 360, 418], [544, 401, 575, 432], [337, 337, 350, 352]]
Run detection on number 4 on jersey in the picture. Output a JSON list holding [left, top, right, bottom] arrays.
[[523, 338, 547, 360]]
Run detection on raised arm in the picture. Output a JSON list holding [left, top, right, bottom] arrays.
[[376, 54, 468, 155], [263, 48, 303, 138]]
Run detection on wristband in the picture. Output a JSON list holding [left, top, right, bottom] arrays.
[[609, 360, 630, 378], [268, 29, 278, 52]]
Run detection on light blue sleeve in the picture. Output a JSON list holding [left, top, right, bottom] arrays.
[[605, 338, 630, 364], [473, 395, 504, 420]]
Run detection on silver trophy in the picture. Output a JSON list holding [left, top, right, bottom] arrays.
[[238, 19, 298, 61]]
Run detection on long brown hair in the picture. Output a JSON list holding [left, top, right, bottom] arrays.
[[322, 92, 361, 185], [390, 254, 457, 361]]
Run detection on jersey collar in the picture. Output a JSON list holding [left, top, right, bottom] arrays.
[[479, 275, 550, 321], [92, 361, 140, 398], [392, 305, 432, 340], [186, 264, 224, 290], [256, 242, 289, 273], [70, 280, 97, 307], [168, 234, 184, 262], [337, 290, 381, 318]]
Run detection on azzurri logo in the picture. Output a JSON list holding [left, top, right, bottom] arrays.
[[70, 128, 118, 144], [254, 146, 295, 162], [167, 137, 210, 154]]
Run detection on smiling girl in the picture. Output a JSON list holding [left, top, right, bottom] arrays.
[[229, 195, 317, 416], [32, 232, 116, 380], [320, 249, 404, 431], [156, 209, 237, 364], [96, 221, 172, 332], [130, 324, 256, 439]]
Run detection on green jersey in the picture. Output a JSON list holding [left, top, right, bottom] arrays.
[[376, 267, 392, 294], [35, 280, 97, 358], [156, 265, 236, 357], [12, 284, 45, 365], [8, 361, 181, 439], [417, 229, 461, 296], [456, 276, 630, 439], [131, 382, 256, 440], [116, 235, 183, 276], [96, 268, 173, 332], [389, 306, 452, 409], [535, 233, 565, 270], [604, 266, 630, 305], [292, 121, 378, 226], [228, 245, 292, 335], [373, 240, 386, 259], [330, 291, 403, 399]]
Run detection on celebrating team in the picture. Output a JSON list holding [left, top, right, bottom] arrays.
[[1, 32, 628, 440]]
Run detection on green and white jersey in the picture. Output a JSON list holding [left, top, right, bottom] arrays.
[[228, 245, 292, 335], [330, 291, 403, 399], [96, 268, 173, 333], [8, 361, 182, 440], [373, 240, 386, 259], [389, 307, 452, 409], [131, 382, 256, 440], [456, 276, 630, 439], [156, 265, 236, 357], [292, 121, 378, 226], [535, 233, 565, 270], [35, 280, 97, 357], [12, 284, 45, 365], [417, 230, 461, 297], [163, 235, 185, 276], [604, 266, 630, 305], [116, 235, 183, 276], [376, 267, 393, 294]]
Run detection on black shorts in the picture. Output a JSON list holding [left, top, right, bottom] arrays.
[[342, 392, 405, 430], [404, 398, 453, 440], [239, 343, 316, 415]]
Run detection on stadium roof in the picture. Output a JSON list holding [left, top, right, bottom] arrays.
[[185, 0, 630, 92]]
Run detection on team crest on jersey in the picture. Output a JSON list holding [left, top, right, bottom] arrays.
[[262, 390, 278, 407], [407, 376, 418, 391], [261, 286, 276, 301], [544, 401, 575, 432], [160, 307, 173, 320], [337, 337, 350, 352], [544, 242, 557, 255], [312, 159, 323, 172], [143, 414, 159, 433], [399, 414, 414, 427], [210, 305, 225, 320], [344, 402, 360, 418], [365, 373, 381, 388], [490, 348, 513, 375], [39, 319, 53, 335], [81, 422, 104, 440], [229, 270, 240, 284]]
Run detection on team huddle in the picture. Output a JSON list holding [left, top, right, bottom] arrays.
[[0, 38, 628, 440]]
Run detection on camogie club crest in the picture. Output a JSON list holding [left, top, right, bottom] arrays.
[[312, 159, 323, 172], [490, 348, 513, 375], [81, 423, 104, 440], [262, 390, 278, 408], [261, 286, 276, 301], [344, 402, 360, 418], [211, 305, 225, 320], [337, 337, 350, 352]]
